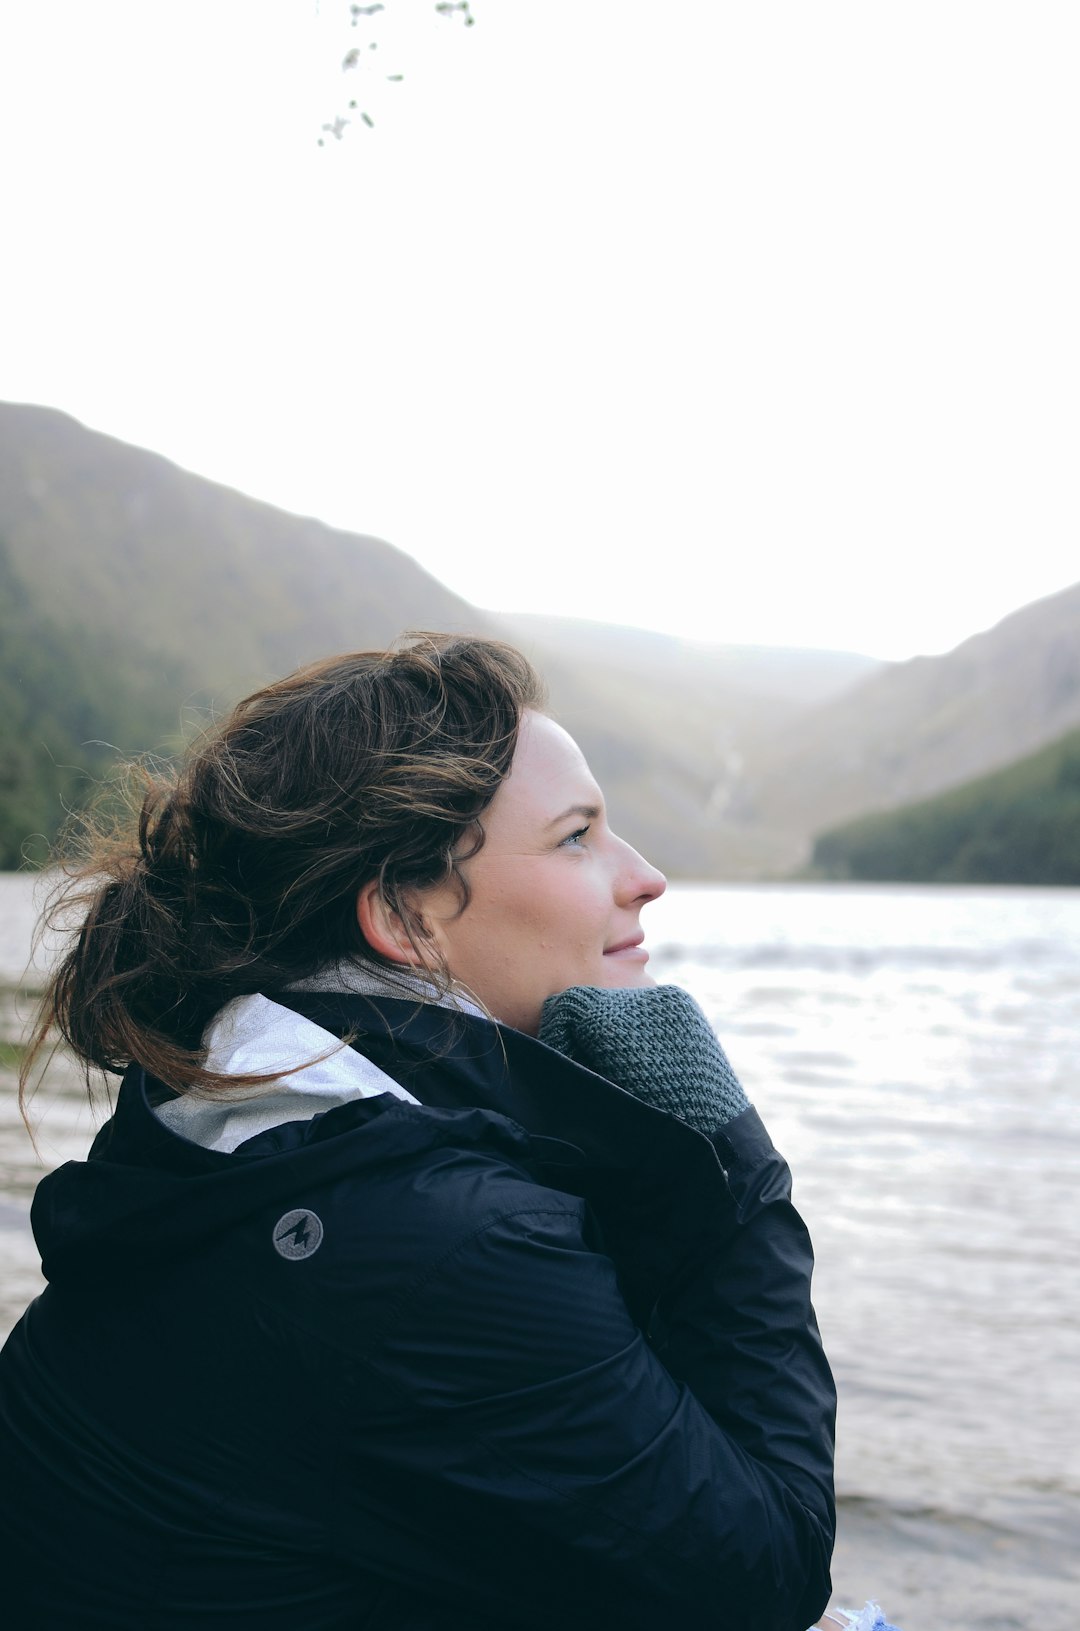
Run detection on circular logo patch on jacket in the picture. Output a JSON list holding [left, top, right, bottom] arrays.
[[272, 1209, 324, 1261]]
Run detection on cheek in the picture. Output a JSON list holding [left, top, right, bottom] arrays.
[[537, 883, 609, 960], [451, 876, 544, 964], [448, 860, 609, 981]]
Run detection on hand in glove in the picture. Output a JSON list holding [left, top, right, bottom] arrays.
[[538, 983, 749, 1137]]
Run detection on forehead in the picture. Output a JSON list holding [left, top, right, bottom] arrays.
[[491, 711, 598, 824]]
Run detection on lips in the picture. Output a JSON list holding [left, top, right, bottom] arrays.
[[603, 934, 646, 957]]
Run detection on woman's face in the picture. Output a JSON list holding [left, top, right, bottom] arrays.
[[413, 711, 667, 1034]]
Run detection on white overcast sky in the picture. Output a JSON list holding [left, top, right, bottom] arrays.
[[2, 1, 1078, 660]]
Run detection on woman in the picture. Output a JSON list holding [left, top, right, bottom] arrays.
[[1, 633, 880, 1629]]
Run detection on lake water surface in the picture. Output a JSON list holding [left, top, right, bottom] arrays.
[[2, 873, 1078, 1630]]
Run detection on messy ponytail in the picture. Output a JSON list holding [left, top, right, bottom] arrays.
[[21, 633, 543, 1107]]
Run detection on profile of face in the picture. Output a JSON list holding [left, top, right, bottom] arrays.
[[359, 711, 667, 1034]]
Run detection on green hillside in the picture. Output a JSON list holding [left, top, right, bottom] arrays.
[[0, 538, 184, 866], [811, 725, 1080, 884]]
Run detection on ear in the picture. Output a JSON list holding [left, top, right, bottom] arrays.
[[356, 879, 424, 966]]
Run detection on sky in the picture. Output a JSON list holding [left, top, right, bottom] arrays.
[[2, 1, 1078, 661]]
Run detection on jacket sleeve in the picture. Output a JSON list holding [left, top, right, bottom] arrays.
[[651, 1106, 836, 1544], [327, 1131, 834, 1631]]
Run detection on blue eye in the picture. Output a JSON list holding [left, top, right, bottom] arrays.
[[560, 825, 590, 848]]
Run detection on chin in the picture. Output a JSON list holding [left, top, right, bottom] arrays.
[[598, 964, 655, 990]]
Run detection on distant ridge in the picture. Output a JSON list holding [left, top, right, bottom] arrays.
[[494, 611, 888, 876]]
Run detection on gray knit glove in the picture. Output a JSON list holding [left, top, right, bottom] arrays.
[[538, 985, 750, 1136]]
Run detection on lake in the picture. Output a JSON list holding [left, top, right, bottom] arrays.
[[2, 872, 1078, 1630]]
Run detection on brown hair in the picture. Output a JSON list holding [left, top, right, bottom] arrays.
[[22, 633, 544, 1105]]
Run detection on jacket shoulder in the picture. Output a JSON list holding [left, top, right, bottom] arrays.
[[244, 1104, 593, 1353]]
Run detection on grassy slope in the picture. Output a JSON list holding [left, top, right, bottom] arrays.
[[811, 723, 1080, 884]]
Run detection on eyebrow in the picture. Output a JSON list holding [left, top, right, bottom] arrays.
[[544, 803, 602, 831]]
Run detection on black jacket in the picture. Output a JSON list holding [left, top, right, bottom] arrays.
[[0, 995, 835, 1629]]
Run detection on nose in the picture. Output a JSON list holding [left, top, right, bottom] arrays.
[[615, 836, 667, 905]]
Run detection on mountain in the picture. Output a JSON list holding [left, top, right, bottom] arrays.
[[0, 402, 883, 875], [0, 401, 502, 868], [10, 401, 1072, 882], [810, 722, 1080, 884], [715, 580, 1080, 872], [0, 401, 488, 707]]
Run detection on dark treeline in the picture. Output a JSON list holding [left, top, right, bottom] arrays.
[[811, 724, 1080, 885]]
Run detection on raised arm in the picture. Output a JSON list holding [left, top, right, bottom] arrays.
[[319, 984, 834, 1631], [539, 983, 836, 1528]]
